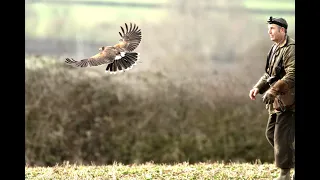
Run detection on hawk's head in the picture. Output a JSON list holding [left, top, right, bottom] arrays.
[[99, 46, 105, 51]]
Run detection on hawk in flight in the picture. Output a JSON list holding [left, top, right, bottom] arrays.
[[65, 23, 142, 74]]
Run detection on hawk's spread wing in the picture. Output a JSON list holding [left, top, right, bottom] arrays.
[[115, 23, 142, 52], [65, 51, 114, 68]]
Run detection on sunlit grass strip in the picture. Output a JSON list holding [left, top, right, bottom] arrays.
[[25, 161, 294, 180]]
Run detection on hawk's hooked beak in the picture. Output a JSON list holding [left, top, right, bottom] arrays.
[[99, 47, 104, 51]]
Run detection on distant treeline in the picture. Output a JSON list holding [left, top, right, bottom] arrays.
[[28, 0, 294, 15]]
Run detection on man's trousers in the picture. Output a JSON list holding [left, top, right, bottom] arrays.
[[265, 110, 295, 168]]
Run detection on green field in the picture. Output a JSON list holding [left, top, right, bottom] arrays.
[[244, 0, 294, 10], [25, 162, 295, 180], [67, 0, 168, 3], [26, 4, 167, 40], [26, 0, 294, 41]]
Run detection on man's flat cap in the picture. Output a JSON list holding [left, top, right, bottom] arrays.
[[267, 16, 288, 29]]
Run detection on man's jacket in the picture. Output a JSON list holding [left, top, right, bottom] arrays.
[[253, 35, 295, 113]]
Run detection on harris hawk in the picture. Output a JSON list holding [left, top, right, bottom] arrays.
[[65, 23, 142, 74]]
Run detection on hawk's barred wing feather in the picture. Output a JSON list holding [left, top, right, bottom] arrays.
[[117, 23, 142, 52], [65, 52, 113, 68]]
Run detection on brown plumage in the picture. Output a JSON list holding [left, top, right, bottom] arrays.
[[65, 22, 142, 73]]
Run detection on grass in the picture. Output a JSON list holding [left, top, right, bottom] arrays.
[[25, 161, 294, 180]]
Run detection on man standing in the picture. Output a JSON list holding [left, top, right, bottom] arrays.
[[249, 17, 295, 180]]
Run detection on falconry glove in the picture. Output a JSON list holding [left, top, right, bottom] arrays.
[[262, 80, 289, 104], [262, 90, 276, 104]]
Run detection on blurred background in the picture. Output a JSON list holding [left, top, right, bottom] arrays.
[[25, 0, 295, 166]]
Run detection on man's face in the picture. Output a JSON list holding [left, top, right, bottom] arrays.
[[268, 24, 284, 42]]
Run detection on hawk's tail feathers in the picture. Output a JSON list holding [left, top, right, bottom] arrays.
[[106, 52, 141, 74]]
